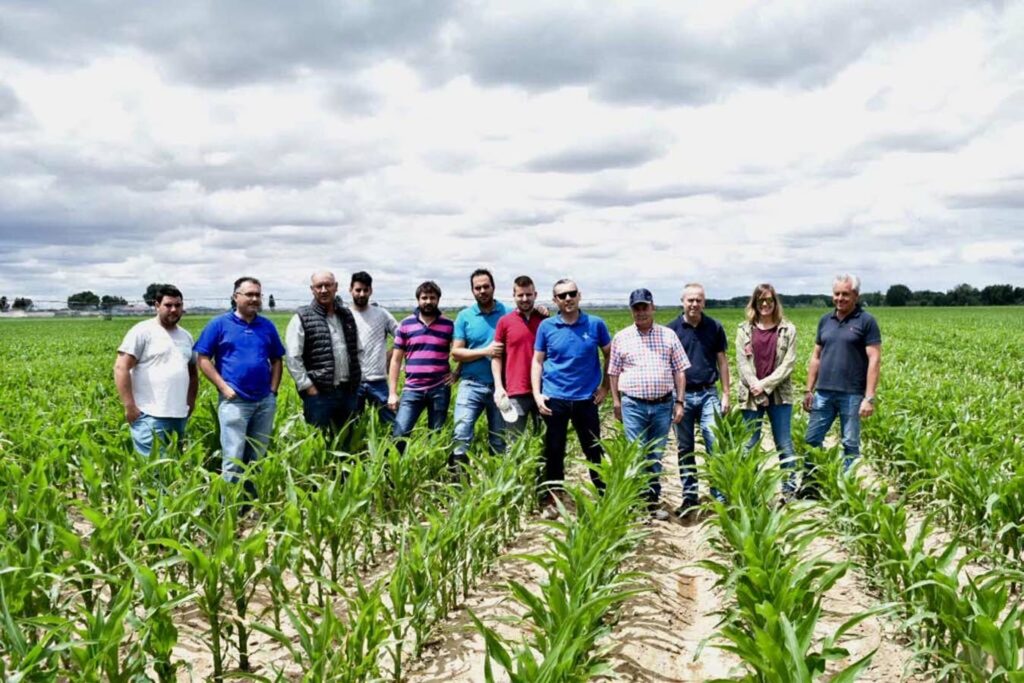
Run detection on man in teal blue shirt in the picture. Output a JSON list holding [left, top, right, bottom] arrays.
[[450, 268, 508, 470]]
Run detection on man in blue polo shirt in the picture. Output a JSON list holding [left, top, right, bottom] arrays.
[[195, 276, 286, 497], [667, 282, 731, 518], [532, 278, 612, 514], [800, 273, 882, 497], [450, 268, 508, 470]]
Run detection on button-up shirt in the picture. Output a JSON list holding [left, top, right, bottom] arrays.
[[609, 323, 690, 399], [285, 313, 359, 391]]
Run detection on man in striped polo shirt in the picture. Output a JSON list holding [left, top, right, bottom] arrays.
[[609, 288, 690, 521], [387, 281, 456, 448]]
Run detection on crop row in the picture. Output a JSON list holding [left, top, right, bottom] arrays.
[[0, 396, 544, 681], [472, 435, 651, 681], [807, 447, 1024, 681], [699, 415, 878, 682]]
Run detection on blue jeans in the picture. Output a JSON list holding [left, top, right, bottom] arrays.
[[674, 388, 721, 504], [357, 379, 395, 425], [129, 414, 187, 456], [621, 396, 673, 503], [392, 384, 451, 442], [741, 403, 797, 493], [218, 394, 277, 490], [301, 384, 358, 433], [453, 378, 505, 457], [805, 390, 862, 469]]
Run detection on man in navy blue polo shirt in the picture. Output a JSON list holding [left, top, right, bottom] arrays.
[[195, 276, 286, 497], [800, 274, 882, 496], [532, 278, 612, 515], [450, 268, 508, 470], [667, 282, 731, 518]]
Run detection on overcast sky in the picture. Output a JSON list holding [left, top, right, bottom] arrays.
[[1, 0, 1022, 309]]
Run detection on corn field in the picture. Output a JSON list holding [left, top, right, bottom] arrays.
[[0, 306, 1021, 681]]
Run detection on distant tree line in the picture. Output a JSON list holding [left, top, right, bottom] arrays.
[[66, 291, 129, 310], [706, 282, 1024, 308], [0, 296, 34, 311]]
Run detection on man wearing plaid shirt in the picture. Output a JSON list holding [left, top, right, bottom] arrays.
[[609, 288, 690, 521]]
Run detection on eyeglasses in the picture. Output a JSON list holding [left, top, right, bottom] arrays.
[[555, 290, 578, 300], [237, 291, 262, 299], [758, 297, 775, 305]]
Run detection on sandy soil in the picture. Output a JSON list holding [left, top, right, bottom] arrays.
[[91, 428, 929, 682], [402, 429, 923, 683]]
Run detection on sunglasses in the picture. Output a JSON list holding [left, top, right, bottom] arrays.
[[758, 297, 775, 305], [555, 290, 579, 300]]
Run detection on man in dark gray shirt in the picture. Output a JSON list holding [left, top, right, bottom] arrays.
[[800, 273, 882, 497]]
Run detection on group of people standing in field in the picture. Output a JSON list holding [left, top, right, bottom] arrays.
[[113, 270, 881, 519]]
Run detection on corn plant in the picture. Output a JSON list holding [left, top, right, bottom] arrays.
[[698, 414, 881, 682], [472, 435, 650, 681]]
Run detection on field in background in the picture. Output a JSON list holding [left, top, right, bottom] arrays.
[[1, 306, 1022, 681]]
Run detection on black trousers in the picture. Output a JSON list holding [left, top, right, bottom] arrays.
[[541, 397, 604, 492]]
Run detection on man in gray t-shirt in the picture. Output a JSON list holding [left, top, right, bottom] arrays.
[[349, 271, 400, 424], [800, 273, 882, 496]]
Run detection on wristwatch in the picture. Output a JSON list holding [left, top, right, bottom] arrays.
[[865, 396, 875, 404]]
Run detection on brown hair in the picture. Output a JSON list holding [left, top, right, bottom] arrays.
[[745, 283, 783, 326]]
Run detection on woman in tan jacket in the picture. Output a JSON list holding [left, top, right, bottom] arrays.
[[736, 283, 798, 496]]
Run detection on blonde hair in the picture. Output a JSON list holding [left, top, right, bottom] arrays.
[[745, 283, 783, 326]]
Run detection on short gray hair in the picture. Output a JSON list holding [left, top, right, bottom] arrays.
[[833, 273, 861, 293], [310, 270, 337, 285], [552, 277, 577, 295]]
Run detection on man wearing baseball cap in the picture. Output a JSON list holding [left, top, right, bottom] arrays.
[[609, 288, 690, 521]]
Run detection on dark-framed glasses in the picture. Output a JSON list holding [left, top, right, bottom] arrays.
[[555, 290, 578, 300]]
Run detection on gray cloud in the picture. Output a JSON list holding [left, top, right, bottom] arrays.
[[0, 0, 457, 87], [947, 184, 1024, 210], [524, 136, 668, 173], [6, 138, 395, 194], [0, 83, 20, 120], [453, 2, 966, 105], [567, 180, 775, 208]]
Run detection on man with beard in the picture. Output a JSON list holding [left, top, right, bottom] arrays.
[[388, 281, 456, 447], [532, 278, 612, 514], [450, 268, 508, 469], [348, 271, 399, 425], [285, 270, 363, 434], [195, 276, 285, 493], [492, 275, 548, 437], [114, 284, 198, 455]]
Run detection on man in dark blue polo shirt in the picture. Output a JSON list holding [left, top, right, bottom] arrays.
[[532, 278, 611, 516], [195, 276, 285, 497], [667, 282, 731, 518], [801, 274, 882, 496]]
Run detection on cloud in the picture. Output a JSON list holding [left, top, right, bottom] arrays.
[[452, 1, 964, 105], [0, 83, 21, 120], [566, 180, 775, 208], [947, 184, 1024, 210], [0, 0, 458, 87], [524, 136, 669, 173]]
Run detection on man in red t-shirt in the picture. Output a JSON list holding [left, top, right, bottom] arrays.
[[491, 275, 548, 436]]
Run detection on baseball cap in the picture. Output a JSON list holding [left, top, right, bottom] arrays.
[[628, 288, 654, 307]]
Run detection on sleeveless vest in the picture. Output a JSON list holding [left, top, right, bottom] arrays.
[[297, 297, 362, 391]]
